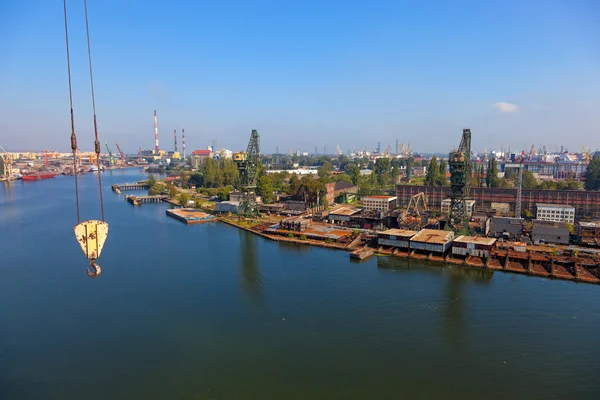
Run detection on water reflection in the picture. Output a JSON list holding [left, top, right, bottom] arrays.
[[377, 257, 495, 345], [278, 241, 311, 253], [239, 230, 264, 306], [1, 181, 15, 204]]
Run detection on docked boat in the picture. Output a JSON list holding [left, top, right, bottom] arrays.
[[22, 173, 56, 181]]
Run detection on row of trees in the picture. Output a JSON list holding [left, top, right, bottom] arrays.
[[585, 155, 600, 190], [424, 156, 448, 186], [188, 158, 239, 188]]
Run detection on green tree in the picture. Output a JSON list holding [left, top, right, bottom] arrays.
[[256, 175, 275, 204], [425, 156, 439, 186], [188, 172, 203, 187], [522, 169, 538, 189], [318, 161, 333, 181], [149, 183, 166, 195], [178, 192, 191, 206], [585, 155, 600, 190], [147, 174, 156, 187], [374, 158, 391, 185], [287, 174, 302, 199], [300, 175, 320, 204], [219, 158, 239, 186], [486, 158, 500, 188], [434, 158, 448, 186], [202, 158, 219, 187], [332, 173, 352, 184], [217, 186, 231, 201], [406, 159, 413, 179], [350, 165, 361, 185], [167, 184, 178, 198], [438, 159, 447, 178]]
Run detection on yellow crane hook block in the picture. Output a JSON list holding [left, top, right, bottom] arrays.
[[74, 220, 108, 277]]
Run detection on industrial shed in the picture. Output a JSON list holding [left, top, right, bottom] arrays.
[[491, 217, 524, 237], [452, 236, 497, 258], [215, 201, 239, 214], [377, 229, 417, 249], [410, 229, 455, 254], [532, 222, 570, 245], [328, 207, 361, 224]]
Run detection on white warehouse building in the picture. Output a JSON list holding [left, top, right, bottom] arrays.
[[536, 203, 575, 224]]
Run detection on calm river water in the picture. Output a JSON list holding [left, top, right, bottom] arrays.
[[1, 169, 599, 399]]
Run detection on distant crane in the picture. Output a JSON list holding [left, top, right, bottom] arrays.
[[138, 146, 143, 164], [115, 142, 126, 163], [0, 145, 13, 180], [233, 129, 261, 217], [104, 142, 114, 165]]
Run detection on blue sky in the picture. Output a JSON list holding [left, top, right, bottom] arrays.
[[1, 0, 598, 154]]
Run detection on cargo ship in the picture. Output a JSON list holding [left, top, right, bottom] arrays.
[[22, 173, 56, 181]]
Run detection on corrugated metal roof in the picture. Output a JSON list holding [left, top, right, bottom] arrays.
[[378, 229, 417, 238], [453, 235, 496, 246], [411, 229, 454, 244], [329, 207, 362, 216]]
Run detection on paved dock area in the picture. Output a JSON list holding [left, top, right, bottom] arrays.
[[166, 208, 216, 224]]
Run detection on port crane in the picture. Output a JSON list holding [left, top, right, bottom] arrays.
[[234, 129, 261, 217], [63, 0, 108, 278], [448, 128, 472, 232], [115, 142, 126, 163], [0, 145, 13, 180], [104, 142, 114, 166]]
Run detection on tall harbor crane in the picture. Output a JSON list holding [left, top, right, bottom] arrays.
[[104, 142, 114, 165], [115, 142, 126, 163], [234, 129, 261, 217], [448, 129, 472, 231]]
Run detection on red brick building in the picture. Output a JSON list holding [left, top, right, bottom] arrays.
[[396, 185, 600, 219], [325, 181, 358, 204]]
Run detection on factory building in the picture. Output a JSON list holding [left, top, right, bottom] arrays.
[[215, 201, 239, 214], [396, 185, 600, 219], [377, 229, 417, 249], [441, 198, 475, 217], [328, 207, 361, 224], [409, 229, 455, 255], [535, 204, 575, 224], [362, 196, 397, 212], [490, 217, 524, 238], [452, 236, 497, 258], [577, 221, 600, 246], [531, 221, 570, 245], [325, 181, 358, 204], [280, 217, 311, 232], [191, 150, 213, 167]]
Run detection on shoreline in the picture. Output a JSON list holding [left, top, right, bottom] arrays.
[[217, 216, 600, 285]]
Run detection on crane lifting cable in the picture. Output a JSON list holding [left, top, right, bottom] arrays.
[[63, 0, 108, 278]]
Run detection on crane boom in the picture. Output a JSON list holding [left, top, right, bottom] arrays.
[[104, 142, 114, 165], [115, 142, 125, 162]]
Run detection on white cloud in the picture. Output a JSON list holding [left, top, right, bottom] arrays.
[[492, 102, 518, 113]]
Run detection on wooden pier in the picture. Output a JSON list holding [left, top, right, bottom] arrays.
[[125, 194, 168, 205], [112, 182, 149, 192]]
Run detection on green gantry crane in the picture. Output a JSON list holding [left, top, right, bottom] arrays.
[[233, 129, 261, 217], [104, 141, 114, 166]]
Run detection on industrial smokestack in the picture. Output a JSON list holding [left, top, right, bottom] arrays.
[[182, 128, 186, 158], [174, 129, 178, 153], [154, 110, 159, 152]]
